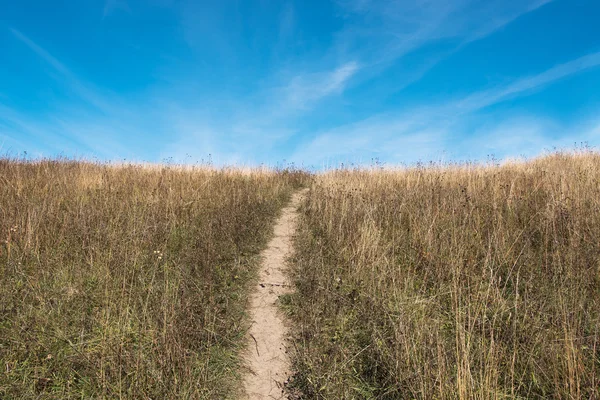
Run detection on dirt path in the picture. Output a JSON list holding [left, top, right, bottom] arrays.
[[242, 189, 307, 399]]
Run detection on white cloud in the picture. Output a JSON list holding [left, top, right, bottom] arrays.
[[290, 113, 427, 165], [464, 0, 554, 44], [9, 28, 70, 75], [290, 52, 600, 166], [460, 117, 600, 160], [5, 1, 594, 167], [284, 61, 360, 109], [455, 52, 600, 113], [329, 0, 555, 94], [9, 28, 122, 115], [7, 26, 301, 164], [337, 0, 553, 54]]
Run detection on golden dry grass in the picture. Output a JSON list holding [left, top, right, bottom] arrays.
[[0, 158, 307, 399], [286, 151, 600, 399]]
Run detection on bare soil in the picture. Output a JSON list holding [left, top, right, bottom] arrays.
[[242, 189, 307, 399]]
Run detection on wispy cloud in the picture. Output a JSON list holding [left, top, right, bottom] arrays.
[[9, 28, 121, 115], [290, 112, 437, 166], [455, 52, 600, 113], [153, 0, 557, 165], [9, 28, 70, 75], [463, 0, 554, 44], [5, 26, 304, 164], [5, 28, 145, 159], [291, 52, 600, 166], [459, 116, 600, 161], [330, 0, 555, 92], [336, 0, 549, 53], [4, 1, 596, 167], [283, 61, 359, 110], [0, 103, 84, 157]]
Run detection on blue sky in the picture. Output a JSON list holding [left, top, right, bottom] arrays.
[[1, 0, 599, 167]]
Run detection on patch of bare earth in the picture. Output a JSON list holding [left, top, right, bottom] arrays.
[[242, 189, 307, 399]]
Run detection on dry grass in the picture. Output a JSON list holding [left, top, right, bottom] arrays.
[[0, 158, 307, 399], [286, 151, 600, 399]]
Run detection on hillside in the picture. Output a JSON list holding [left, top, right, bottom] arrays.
[[286, 152, 600, 399], [0, 159, 306, 398]]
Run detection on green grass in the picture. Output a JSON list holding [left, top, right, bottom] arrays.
[[0, 159, 307, 399]]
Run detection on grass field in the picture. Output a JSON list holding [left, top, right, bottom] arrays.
[[286, 152, 600, 399], [0, 159, 306, 399], [2, 153, 600, 399]]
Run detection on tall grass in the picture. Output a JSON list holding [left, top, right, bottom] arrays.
[[286, 152, 600, 399], [0, 159, 307, 399]]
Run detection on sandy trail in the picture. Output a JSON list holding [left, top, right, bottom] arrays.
[[242, 189, 307, 399]]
